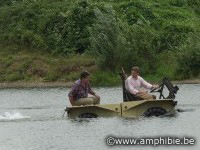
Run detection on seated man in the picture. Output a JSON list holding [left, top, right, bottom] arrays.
[[125, 66, 158, 100], [68, 71, 100, 106]]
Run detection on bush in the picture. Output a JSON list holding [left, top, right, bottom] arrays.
[[119, 0, 155, 25], [176, 34, 200, 79], [186, 0, 200, 14], [0, 0, 23, 7], [4, 72, 24, 81], [0, 0, 96, 54], [45, 0, 95, 55], [89, 6, 130, 71], [89, 5, 157, 73], [158, 24, 194, 51], [91, 71, 120, 86]]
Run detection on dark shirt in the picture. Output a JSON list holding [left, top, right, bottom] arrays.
[[68, 79, 93, 101]]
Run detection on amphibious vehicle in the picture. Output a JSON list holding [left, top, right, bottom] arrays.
[[64, 68, 179, 119]]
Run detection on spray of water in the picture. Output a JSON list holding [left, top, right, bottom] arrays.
[[0, 111, 31, 121]]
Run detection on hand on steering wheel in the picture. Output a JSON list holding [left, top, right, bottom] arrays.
[[150, 85, 161, 93]]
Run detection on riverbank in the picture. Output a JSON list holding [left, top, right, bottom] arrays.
[[0, 48, 199, 88], [0, 81, 74, 89], [0, 48, 98, 83], [0, 46, 199, 88], [0, 79, 199, 89]]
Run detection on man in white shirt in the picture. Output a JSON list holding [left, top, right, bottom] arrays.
[[125, 66, 158, 100]]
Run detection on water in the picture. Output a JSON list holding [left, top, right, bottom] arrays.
[[0, 84, 199, 150]]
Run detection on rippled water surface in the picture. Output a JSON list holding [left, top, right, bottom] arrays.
[[0, 84, 199, 150]]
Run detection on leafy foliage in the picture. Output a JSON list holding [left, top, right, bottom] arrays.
[[176, 34, 200, 79], [0, 0, 200, 81]]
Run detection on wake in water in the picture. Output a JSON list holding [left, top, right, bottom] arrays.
[[0, 111, 31, 122]]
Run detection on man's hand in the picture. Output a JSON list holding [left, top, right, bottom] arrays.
[[152, 85, 159, 89], [136, 91, 146, 97], [137, 90, 147, 95], [94, 94, 100, 100]]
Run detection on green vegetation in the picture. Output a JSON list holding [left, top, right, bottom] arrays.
[[0, 45, 96, 82], [0, 0, 199, 86]]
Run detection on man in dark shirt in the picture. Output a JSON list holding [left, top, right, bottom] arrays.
[[68, 71, 100, 106]]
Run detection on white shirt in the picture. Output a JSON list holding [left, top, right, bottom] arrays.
[[125, 75, 153, 95]]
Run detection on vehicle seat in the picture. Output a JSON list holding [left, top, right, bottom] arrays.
[[119, 68, 142, 102]]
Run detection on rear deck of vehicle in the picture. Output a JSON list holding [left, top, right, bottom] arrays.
[[67, 99, 176, 119]]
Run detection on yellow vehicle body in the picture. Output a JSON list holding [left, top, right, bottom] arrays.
[[121, 99, 175, 118], [67, 104, 121, 118], [67, 99, 176, 119]]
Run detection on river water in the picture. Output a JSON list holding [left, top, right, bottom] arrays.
[[0, 84, 199, 150]]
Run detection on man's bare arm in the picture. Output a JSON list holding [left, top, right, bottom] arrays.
[[69, 96, 75, 106]]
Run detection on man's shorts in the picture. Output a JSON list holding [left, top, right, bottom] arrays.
[[74, 96, 100, 106], [136, 92, 156, 100]]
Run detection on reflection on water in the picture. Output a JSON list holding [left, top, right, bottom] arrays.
[[0, 84, 199, 150]]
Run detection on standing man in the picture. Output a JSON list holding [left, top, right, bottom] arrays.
[[125, 66, 158, 100], [68, 71, 100, 106]]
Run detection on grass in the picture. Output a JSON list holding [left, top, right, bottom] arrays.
[[0, 45, 97, 82], [91, 71, 121, 86]]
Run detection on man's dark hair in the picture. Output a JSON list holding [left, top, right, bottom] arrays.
[[131, 66, 140, 73], [80, 71, 90, 79]]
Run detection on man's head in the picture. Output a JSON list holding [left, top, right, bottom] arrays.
[[80, 71, 90, 84], [131, 66, 140, 79]]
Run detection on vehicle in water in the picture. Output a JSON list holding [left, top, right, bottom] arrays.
[[64, 68, 179, 119]]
